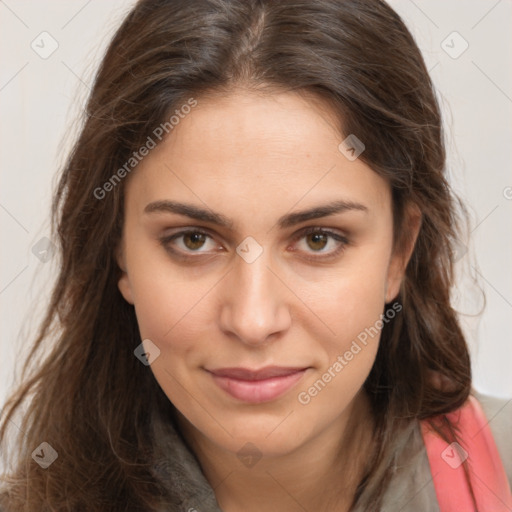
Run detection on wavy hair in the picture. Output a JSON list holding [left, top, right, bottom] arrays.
[[0, 0, 474, 509]]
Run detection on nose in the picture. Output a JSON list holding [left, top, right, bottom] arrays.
[[218, 248, 292, 347]]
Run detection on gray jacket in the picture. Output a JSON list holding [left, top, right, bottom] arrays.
[[1, 393, 509, 511], [149, 391, 512, 512]]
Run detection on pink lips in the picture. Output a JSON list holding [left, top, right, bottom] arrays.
[[207, 366, 308, 404]]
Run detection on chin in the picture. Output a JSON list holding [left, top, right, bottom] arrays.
[[206, 412, 313, 456]]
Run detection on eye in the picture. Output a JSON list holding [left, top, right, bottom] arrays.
[[159, 229, 218, 256], [290, 227, 348, 260], [159, 226, 349, 261]]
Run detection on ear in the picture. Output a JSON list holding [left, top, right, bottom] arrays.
[[116, 242, 134, 305], [385, 203, 422, 303]]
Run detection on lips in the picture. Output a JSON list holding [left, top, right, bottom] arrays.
[[207, 366, 309, 403]]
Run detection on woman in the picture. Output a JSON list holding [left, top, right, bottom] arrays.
[[1, 0, 510, 510]]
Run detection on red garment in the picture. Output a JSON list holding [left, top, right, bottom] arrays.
[[421, 395, 512, 511]]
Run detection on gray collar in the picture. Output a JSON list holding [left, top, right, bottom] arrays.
[[149, 405, 438, 512]]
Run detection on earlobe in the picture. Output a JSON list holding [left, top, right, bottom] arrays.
[[385, 204, 422, 303], [118, 272, 134, 304], [384, 259, 404, 304], [116, 244, 134, 305]]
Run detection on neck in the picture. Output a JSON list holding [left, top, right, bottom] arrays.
[[175, 389, 375, 512]]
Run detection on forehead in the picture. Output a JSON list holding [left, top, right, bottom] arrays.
[[125, 89, 391, 225]]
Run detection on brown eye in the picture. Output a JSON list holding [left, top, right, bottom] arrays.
[[159, 229, 218, 257], [292, 227, 349, 261], [182, 232, 208, 251], [305, 232, 329, 251], [159, 227, 348, 262]]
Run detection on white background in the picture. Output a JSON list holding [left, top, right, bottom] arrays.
[[1, 0, 511, 411]]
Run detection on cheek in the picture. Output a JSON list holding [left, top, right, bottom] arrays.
[[130, 271, 213, 410], [295, 273, 388, 418], [296, 248, 391, 392], [125, 232, 212, 340], [131, 270, 211, 347], [306, 249, 391, 344]]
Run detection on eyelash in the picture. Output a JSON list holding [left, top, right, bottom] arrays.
[[159, 226, 349, 262]]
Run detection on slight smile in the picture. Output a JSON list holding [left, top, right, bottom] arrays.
[[206, 366, 310, 404]]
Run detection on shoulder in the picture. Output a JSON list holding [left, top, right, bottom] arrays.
[[368, 420, 439, 512], [472, 388, 512, 485]]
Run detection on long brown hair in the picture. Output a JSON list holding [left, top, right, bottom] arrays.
[[0, 0, 474, 509]]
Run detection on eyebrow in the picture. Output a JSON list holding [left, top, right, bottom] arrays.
[[144, 199, 368, 230]]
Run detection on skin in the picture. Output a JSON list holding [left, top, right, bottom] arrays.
[[117, 88, 420, 511]]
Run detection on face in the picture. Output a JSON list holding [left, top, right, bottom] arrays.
[[117, 89, 414, 458]]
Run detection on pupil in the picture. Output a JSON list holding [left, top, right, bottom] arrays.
[[186, 233, 205, 250], [309, 233, 327, 250]]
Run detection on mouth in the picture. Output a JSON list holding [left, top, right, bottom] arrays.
[[206, 366, 309, 404]]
